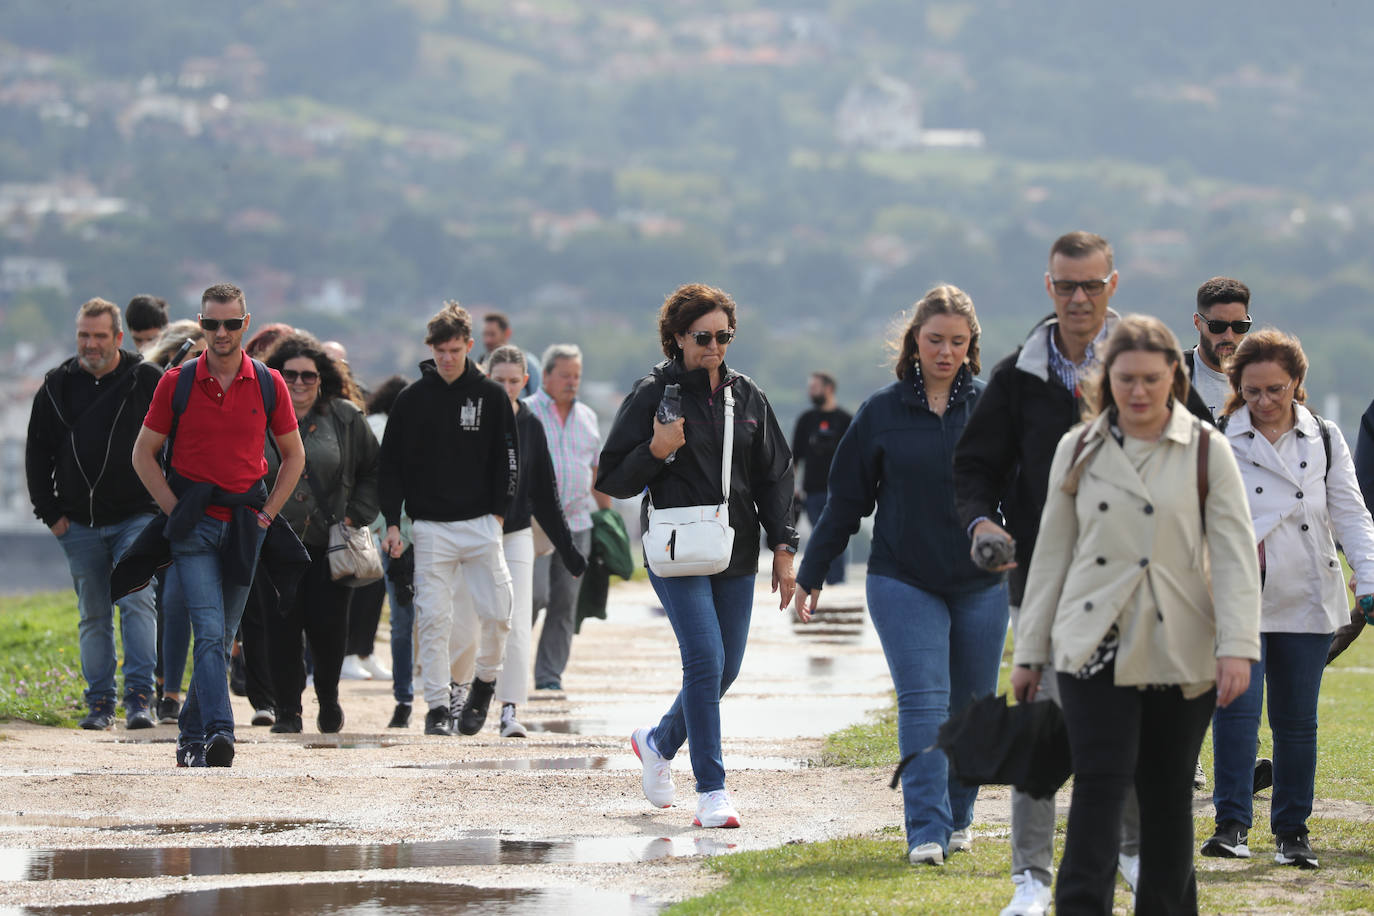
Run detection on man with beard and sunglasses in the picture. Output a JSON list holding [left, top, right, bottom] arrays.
[[1186, 277, 1253, 420], [792, 372, 851, 585], [132, 283, 304, 767]]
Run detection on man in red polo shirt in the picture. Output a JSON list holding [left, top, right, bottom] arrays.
[[132, 283, 304, 767]]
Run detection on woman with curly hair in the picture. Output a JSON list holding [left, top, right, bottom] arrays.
[[261, 332, 380, 733]]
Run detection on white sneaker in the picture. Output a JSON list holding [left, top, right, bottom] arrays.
[[631, 726, 674, 808], [1118, 852, 1139, 893], [251, 708, 275, 726], [1001, 870, 1052, 916], [692, 789, 740, 828], [449, 681, 468, 725], [339, 655, 372, 680], [908, 842, 944, 866], [949, 828, 972, 853], [499, 703, 527, 738], [358, 655, 392, 680]]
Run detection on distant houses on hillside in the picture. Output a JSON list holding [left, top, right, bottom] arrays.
[[836, 71, 984, 152]]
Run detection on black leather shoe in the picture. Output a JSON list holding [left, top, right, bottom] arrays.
[[388, 703, 412, 729], [270, 714, 303, 734], [458, 677, 496, 736], [205, 733, 235, 767], [424, 706, 454, 736], [317, 702, 345, 734]]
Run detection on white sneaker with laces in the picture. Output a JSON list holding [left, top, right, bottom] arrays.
[[358, 655, 392, 680], [499, 703, 527, 738], [949, 828, 972, 853], [251, 708, 275, 726], [1000, 870, 1052, 916], [449, 681, 468, 726], [693, 789, 740, 828], [908, 842, 944, 866], [339, 655, 372, 680], [1118, 852, 1139, 893], [631, 726, 674, 808]]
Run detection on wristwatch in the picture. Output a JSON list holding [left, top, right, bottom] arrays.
[[775, 544, 798, 555]]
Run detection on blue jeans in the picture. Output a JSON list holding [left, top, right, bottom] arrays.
[[160, 572, 191, 695], [56, 514, 159, 707], [168, 515, 266, 742], [383, 548, 414, 704], [804, 491, 847, 585], [866, 574, 1009, 853], [647, 571, 755, 794], [1212, 631, 1333, 836]]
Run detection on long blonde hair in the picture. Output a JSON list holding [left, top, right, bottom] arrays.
[[890, 284, 981, 380]]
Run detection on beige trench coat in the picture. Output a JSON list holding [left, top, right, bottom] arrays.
[[1014, 401, 1261, 696]]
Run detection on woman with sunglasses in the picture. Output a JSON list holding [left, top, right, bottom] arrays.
[[1205, 328, 1374, 869], [793, 285, 1008, 867], [598, 283, 798, 829], [260, 332, 380, 734]]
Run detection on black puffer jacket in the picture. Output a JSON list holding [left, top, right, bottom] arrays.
[[597, 359, 799, 577]]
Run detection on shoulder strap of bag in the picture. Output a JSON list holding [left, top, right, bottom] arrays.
[[1197, 420, 1210, 536], [720, 385, 735, 505], [162, 356, 200, 469]]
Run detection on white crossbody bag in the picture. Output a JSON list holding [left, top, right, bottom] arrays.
[[642, 385, 734, 577]]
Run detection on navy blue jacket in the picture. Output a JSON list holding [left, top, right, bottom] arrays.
[[797, 371, 1003, 595], [1356, 397, 1374, 513]]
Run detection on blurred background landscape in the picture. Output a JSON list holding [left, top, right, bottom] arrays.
[[3, 0, 1374, 560]]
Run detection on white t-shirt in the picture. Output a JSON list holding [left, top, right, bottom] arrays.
[[1190, 349, 1231, 420]]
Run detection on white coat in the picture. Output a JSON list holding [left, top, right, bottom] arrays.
[[1223, 403, 1374, 634]]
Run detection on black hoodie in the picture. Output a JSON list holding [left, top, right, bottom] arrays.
[[379, 358, 518, 527], [26, 349, 162, 527], [597, 358, 799, 578]]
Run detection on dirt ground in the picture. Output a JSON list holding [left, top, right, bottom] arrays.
[[1, 575, 972, 912]]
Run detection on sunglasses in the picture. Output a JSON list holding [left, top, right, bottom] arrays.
[[687, 329, 735, 346], [1196, 313, 1252, 335], [280, 369, 319, 385], [199, 317, 246, 332], [1048, 273, 1114, 297]]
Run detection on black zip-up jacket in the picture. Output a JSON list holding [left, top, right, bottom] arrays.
[[508, 402, 584, 572], [953, 315, 1214, 604], [26, 350, 161, 527], [798, 371, 1002, 596], [597, 358, 799, 577], [1356, 396, 1374, 514], [379, 359, 517, 527]]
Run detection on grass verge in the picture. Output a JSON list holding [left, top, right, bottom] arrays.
[[0, 591, 86, 726]]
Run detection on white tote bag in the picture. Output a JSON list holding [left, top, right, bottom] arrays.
[[642, 386, 735, 577]]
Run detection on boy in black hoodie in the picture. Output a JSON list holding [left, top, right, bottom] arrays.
[[380, 302, 518, 737]]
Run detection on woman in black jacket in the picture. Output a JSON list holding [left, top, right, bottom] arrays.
[[449, 345, 586, 738], [597, 283, 798, 829], [261, 332, 379, 734], [794, 285, 1008, 866]]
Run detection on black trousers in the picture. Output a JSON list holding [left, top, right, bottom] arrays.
[[345, 578, 386, 658], [266, 544, 352, 718], [239, 568, 279, 713], [1055, 666, 1215, 916]]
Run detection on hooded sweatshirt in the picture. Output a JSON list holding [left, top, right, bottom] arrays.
[[379, 358, 517, 527]]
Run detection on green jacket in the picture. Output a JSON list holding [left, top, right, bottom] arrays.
[[575, 508, 634, 631], [267, 398, 380, 547]]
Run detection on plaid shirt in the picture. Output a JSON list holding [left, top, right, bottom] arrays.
[[525, 389, 601, 532], [1045, 320, 1110, 394]]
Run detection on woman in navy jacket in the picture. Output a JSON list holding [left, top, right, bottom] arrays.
[[794, 285, 1008, 866]]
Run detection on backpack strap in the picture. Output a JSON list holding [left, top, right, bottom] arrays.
[[1197, 420, 1210, 536], [1319, 417, 1333, 481], [164, 356, 279, 470]]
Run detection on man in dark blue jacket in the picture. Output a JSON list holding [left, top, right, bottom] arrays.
[[1356, 398, 1374, 513]]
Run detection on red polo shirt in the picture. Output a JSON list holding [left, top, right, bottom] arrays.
[[144, 352, 296, 520]]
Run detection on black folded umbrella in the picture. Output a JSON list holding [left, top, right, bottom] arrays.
[[890, 693, 1072, 801], [1327, 606, 1366, 665], [386, 543, 415, 606]]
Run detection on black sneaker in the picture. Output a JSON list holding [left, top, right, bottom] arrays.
[[317, 702, 345, 734], [1201, 820, 1251, 858], [458, 677, 496, 735], [79, 701, 116, 730], [205, 732, 235, 767], [1254, 757, 1274, 794], [388, 703, 412, 729], [157, 696, 181, 724], [175, 740, 205, 768], [270, 714, 303, 734], [424, 706, 454, 736], [124, 694, 156, 730], [1275, 833, 1319, 869]]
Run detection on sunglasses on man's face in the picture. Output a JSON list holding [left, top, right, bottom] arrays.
[[280, 369, 319, 385], [687, 329, 735, 347], [199, 317, 246, 332], [1196, 313, 1252, 335]]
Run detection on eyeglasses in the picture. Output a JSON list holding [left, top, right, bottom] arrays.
[[280, 369, 320, 385], [1048, 273, 1115, 297], [1196, 313, 1253, 335], [199, 317, 246, 332], [1240, 380, 1293, 402], [687, 329, 735, 346]]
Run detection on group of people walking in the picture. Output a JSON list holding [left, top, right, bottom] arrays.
[[27, 229, 1374, 914]]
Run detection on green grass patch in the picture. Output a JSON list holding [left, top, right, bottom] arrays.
[[0, 591, 86, 726]]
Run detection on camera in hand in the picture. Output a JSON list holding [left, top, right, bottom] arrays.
[[657, 383, 682, 464]]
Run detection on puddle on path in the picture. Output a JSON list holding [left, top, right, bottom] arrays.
[[17, 880, 662, 915], [302, 740, 405, 750], [101, 819, 330, 836], [526, 694, 883, 739], [0, 835, 737, 882], [394, 754, 807, 772]]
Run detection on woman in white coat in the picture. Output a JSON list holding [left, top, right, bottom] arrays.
[[1011, 315, 1261, 915], [1205, 328, 1374, 870]]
